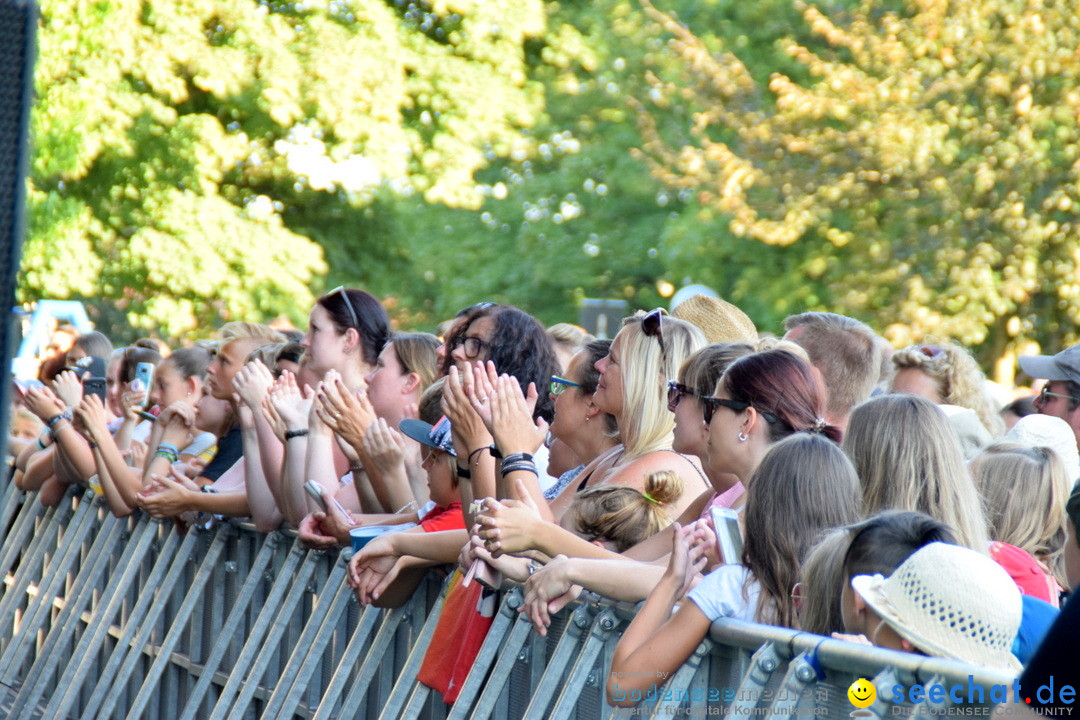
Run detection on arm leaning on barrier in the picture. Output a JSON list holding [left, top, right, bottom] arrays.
[[607, 523, 711, 706]]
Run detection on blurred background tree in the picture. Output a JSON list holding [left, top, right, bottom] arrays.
[[632, 0, 1080, 376], [20, 0, 1080, 378]]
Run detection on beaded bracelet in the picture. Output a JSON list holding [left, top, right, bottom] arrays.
[[285, 428, 310, 441]]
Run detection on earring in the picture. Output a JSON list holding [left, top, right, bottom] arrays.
[[738, 432, 748, 443]]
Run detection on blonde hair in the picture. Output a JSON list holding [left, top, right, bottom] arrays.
[[892, 342, 1004, 437], [246, 342, 285, 368], [547, 323, 593, 350], [971, 441, 1071, 587], [390, 332, 440, 396], [617, 314, 706, 457], [843, 394, 990, 550], [217, 322, 286, 343], [567, 470, 683, 552]]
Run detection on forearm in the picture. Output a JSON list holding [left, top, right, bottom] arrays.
[[566, 558, 666, 603], [95, 434, 144, 510], [281, 436, 310, 527], [190, 488, 251, 517], [530, 520, 623, 562], [242, 426, 283, 532], [92, 448, 137, 516], [20, 446, 56, 490], [113, 419, 136, 452], [254, 416, 285, 499], [392, 528, 469, 565], [501, 469, 553, 523], [52, 423, 97, 480]]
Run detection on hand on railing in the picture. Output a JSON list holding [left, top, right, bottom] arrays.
[[297, 511, 343, 550], [463, 529, 532, 583], [136, 470, 199, 518], [475, 490, 544, 556], [523, 554, 582, 636], [348, 534, 400, 604]]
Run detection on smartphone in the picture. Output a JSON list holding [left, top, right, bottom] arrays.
[[711, 507, 744, 565], [137, 410, 157, 423], [82, 377, 107, 404], [12, 378, 44, 400], [133, 362, 155, 405], [304, 480, 352, 518], [463, 558, 503, 591]]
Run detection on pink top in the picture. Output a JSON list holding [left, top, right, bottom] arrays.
[[699, 482, 746, 519]]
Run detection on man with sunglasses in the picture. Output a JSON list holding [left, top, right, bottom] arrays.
[[1020, 345, 1080, 451]]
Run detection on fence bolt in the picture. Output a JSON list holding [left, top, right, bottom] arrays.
[[796, 665, 815, 682], [224, 561, 237, 573], [599, 616, 615, 632], [760, 658, 777, 672], [586, 673, 596, 687], [517, 649, 528, 662]]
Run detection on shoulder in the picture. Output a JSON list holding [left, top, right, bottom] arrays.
[[686, 565, 755, 622], [602, 449, 704, 489]]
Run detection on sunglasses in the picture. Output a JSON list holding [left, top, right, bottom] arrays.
[[1037, 385, 1080, 403], [917, 344, 945, 360], [641, 308, 666, 356], [666, 380, 702, 412], [550, 375, 582, 396], [700, 397, 780, 426], [327, 286, 361, 331]]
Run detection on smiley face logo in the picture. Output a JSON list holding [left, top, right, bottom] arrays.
[[848, 678, 876, 708]]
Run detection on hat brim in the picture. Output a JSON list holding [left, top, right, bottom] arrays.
[[1019, 354, 1069, 382], [398, 419, 439, 450], [850, 575, 1022, 674]]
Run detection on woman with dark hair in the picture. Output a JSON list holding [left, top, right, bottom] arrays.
[[64, 331, 113, 365], [303, 287, 390, 386]]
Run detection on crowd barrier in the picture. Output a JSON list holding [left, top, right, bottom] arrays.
[[0, 481, 1015, 719]]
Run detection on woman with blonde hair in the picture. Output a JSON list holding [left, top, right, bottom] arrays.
[[843, 393, 990, 550], [891, 342, 1004, 437], [971, 441, 1071, 599]]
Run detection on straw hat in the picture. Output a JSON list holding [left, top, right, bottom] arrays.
[[851, 543, 1022, 673], [1004, 413, 1080, 482], [671, 294, 757, 344]]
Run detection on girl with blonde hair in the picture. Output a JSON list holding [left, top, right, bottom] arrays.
[[891, 342, 1004, 437], [971, 441, 1071, 598], [843, 393, 990, 550]]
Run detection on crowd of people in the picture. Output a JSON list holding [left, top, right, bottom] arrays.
[[6, 291, 1080, 713]]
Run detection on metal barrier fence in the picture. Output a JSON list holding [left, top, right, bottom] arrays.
[[0, 481, 1015, 720]]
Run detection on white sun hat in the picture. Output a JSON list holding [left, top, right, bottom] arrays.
[[851, 543, 1022, 673], [1004, 413, 1080, 482]]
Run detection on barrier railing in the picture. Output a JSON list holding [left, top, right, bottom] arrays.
[[0, 482, 1014, 719]]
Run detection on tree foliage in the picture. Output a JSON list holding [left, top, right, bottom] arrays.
[[634, 0, 1080, 361], [23, 0, 550, 339]]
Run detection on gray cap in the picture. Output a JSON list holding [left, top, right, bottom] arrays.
[[1019, 344, 1080, 385]]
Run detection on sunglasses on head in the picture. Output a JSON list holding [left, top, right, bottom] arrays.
[[917, 344, 945, 360], [641, 308, 666, 356], [327, 286, 360, 331], [700, 397, 780, 426]]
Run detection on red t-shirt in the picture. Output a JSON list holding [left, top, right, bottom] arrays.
[[420, 501, 465, 533]]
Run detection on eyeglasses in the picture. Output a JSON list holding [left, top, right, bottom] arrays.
[[450, 335, 491, 359], [641, 308, 666, 356], [666, 380, 703, 412], [700, 397, 780, 425], [550, 375, 582, 396], [1037, 385, 1080, 403], [327, 286, 360, 331]]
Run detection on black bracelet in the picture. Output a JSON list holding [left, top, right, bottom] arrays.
[[501, 461, 539, 477], [500, 452, 533, 466], [285, 428, 310, 440], [456, 463, 472, 480], [467, 446, 493, 466], [200, 485, 218, 494]]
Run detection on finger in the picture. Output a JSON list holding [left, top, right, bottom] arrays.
[[513, 477, 541, 513]]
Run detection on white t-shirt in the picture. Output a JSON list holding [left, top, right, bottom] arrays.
[[686, 564, 760, 623]]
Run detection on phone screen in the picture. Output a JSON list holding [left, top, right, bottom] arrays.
[[710, 507, 744, 565]]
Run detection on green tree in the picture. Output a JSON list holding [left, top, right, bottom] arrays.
[[633, 0, 1080, 370], [23, 0, 550, 340]]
